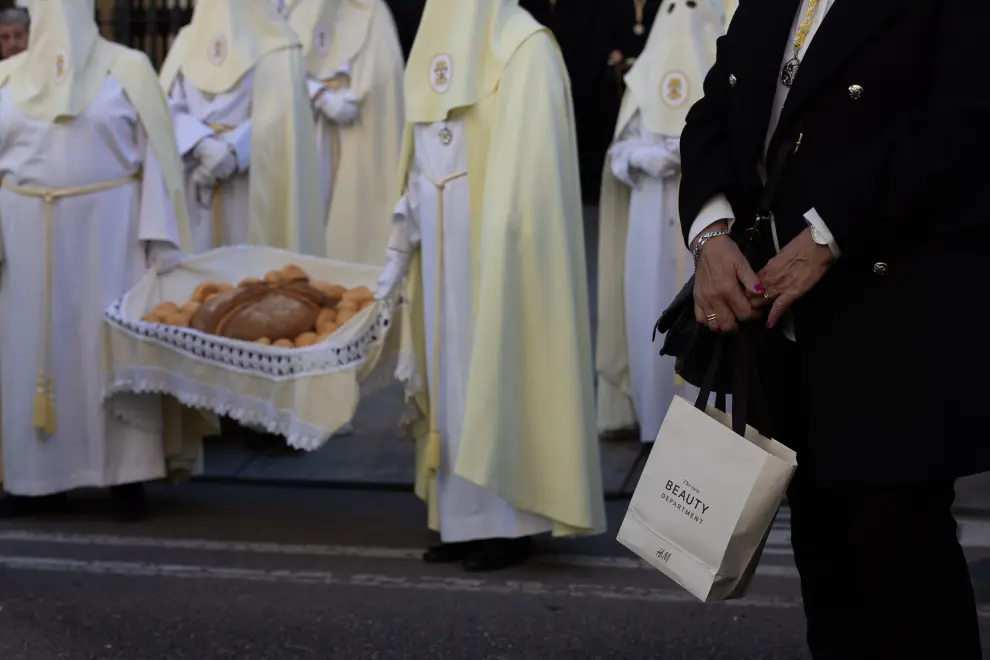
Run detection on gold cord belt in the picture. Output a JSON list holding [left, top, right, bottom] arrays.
[[422, 170, 468, 473], [2, 172, 141, 435], [207, 122, 234, 248], [321, 75, 350, 195]]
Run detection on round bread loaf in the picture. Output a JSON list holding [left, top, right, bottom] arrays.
[[190, 281, 334, 342]]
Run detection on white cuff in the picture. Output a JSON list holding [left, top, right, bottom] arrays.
[[688, 194, 735, 247], [173, 113, 215, 157], [306, 77, 325, 101], [804, 207, 841, 258]]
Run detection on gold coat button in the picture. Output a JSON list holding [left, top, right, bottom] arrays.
[[848, 84, 864, 100], [729, 74, 737, 87], [873, 262, 888, 275]]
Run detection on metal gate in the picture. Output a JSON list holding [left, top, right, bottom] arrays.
[[95, 0, 426, 69]]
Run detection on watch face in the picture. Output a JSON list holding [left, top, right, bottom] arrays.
[[810, 226, 827, 245]]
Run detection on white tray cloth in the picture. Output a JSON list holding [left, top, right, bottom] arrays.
[[101, 245, 401, 450]]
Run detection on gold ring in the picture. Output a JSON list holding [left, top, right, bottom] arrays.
[[762, 291, 770, 300], [706, 313, 717, 323]]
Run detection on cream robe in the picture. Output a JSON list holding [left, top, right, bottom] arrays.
[[397, 25, 606, 539], [597, 111, 698, 442], [302, 1, 404, 264], [0, 77, 182, 495], [162, 47, 325, 255], [394, 120, 553, 542], [595, 0, 729, 441], [306, 64, 348, 223], [167, 71, 253, 251]]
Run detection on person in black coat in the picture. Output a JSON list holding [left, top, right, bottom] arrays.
[[678, 0, 990, 657]]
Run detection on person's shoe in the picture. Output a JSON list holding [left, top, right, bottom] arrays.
[[0, 492, 70, 518], [333, 423, 354, 437], [109, 483, 148, 523], [462, 537, 533, 572], [422, 541, 478, 564]]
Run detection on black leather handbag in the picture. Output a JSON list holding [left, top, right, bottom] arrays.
[[653, 132, 802, 423]]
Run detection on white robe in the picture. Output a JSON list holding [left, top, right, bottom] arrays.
[[0, 76, 180, 496], [306, 61, 350, 218], [608, 112, 701, 443], [395, 120, 553, 543], [168, 71, 253, 253]]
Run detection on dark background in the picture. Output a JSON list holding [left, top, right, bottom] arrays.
[[0, 0, 664, 203]]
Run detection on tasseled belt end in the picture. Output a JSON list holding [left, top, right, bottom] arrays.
[[426, 428, 441, 473], [32, 374, 55, 436]]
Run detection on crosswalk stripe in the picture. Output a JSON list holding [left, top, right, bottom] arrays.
[[0, 530, 797, 576]]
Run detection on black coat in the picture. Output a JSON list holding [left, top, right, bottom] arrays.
[[678, 0, 990, 485]]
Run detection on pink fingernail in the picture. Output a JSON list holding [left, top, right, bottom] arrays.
[[754, 284, 765, 293], [766, 321, 774, 329]]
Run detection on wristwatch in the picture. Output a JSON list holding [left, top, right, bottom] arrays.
[[809, 224, 828, 247]]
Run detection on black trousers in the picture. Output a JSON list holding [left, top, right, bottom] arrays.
[[756, 334, 982, 659]]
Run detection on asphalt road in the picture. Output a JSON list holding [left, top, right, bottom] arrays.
[[2, 484, 990, 660]]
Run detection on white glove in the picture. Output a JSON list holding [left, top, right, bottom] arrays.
[[316, 89, 360, 125], [191, 164, 217, 188], [193, 137, 238, 182], [629, 145, 680, 179], [375, 248, 411, 300]]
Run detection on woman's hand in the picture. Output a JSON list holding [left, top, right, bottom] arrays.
[[693, 223, 767, 333], [758, 228, 835, 329]]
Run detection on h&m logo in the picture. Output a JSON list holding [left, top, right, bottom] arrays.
[[656, 549, 672, 564]]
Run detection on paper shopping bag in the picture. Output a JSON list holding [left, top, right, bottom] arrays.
[[616, 395, 797, 602]]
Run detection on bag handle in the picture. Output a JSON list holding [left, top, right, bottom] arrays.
[[690, 129, 803, 435], [692, 332, 751, 436]]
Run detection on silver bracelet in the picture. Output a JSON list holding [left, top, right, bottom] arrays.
[[692, 229, 730, 266]]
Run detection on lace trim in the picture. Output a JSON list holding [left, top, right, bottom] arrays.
[[104, 366, 331, 451], [104, 292, 401, 381]]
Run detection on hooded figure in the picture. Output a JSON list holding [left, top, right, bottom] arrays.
[[160, 0, 324, 255], [0, 0, 198, 521], [376, 0, 606, 572], [595, 0, 735, 443], [281, 0, 404, 264]]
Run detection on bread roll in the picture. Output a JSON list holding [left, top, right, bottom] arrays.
[[140, 313, 159, 323], [342, 286, 373, 303], [294, 332, 319, 347], [181, 301, 200, 314], [311, 281, 346, 302], [273, 338, 294, 348], [281, 264, 309, 282], [336, 299, 358, 313], [315, 308, 336, 334], [264, 270, 283, 284], [190, 282, 219, 303], [256, 337, 272, 345], [216, 283, 233, 293], [336, 309, 355, 326], [153, 301, 180, 316], [238, 277, 262, 288], [163, 311, 192, 327]]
